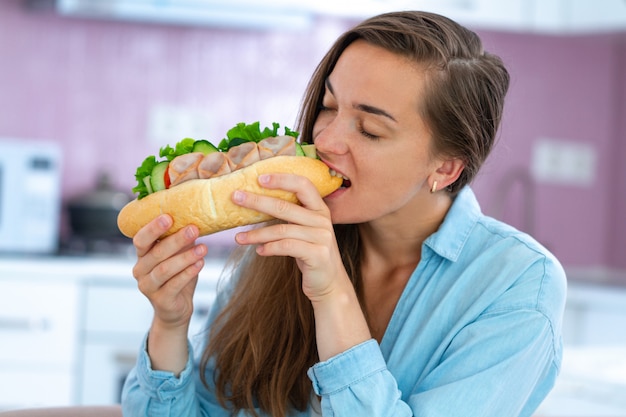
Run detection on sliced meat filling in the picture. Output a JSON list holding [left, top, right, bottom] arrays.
[[227, 141, 261, 171], [167, 138, 300, 188], [258, 136, 297, 159], [168, 152, 203, 187], [198, 152, 232, 179]]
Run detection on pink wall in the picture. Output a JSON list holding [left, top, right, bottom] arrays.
[[609, 37, 626, 268], [1, 0, 625, 270], [472, 31, 626, 270]]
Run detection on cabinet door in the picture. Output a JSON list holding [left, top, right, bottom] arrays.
[[0, 280, 79, 365], [564, 284, 626, 345], [81, 282, 153, 336], [77, 281, 216, 405]]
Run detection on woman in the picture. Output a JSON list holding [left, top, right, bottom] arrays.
[[122, 11, 566, 417]]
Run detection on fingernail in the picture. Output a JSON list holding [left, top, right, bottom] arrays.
[[185, 226, 197, 239], [258, 174, 270, 185], [233, 190, 245, 203], [194, 245, 205, 256], [235, 232, 247, 243], [158, 215, 171, 229]]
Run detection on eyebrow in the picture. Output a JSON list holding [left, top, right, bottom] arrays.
[[325, 78, 397, 123]]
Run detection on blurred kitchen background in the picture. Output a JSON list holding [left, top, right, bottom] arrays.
[[0, 0, 625, 415]]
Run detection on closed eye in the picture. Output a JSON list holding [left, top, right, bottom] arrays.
[[359, 128, 379, 140]]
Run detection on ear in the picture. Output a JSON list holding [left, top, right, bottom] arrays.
[[431, 158, 465, 191]]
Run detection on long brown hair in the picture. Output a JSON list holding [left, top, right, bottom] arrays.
[[201, 11, 509, 417]]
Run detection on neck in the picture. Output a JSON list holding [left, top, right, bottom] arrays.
[[358, 192, 453, 269]]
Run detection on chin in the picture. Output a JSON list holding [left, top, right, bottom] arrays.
[[329, 208, 368, 226]]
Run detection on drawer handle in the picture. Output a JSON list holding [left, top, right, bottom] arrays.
[[0, 317, 50, 331]]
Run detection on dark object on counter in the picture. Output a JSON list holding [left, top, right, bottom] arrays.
[[67, 173, 132, 240]]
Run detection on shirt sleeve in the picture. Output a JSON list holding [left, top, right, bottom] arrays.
[[121, 335, 203, 417], [307, 339, 413, 416], [121, 276, 238, 417]]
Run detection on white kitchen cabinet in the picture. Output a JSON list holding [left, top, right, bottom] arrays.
[[0, 256, 223, 410], [0, 280, 79, 365], [563, 281, 626, 346], [77, 276, 217, 405], [0, 276, 80, 410]]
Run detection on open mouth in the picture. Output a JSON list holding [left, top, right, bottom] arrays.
[[330, 169, 351, 188]]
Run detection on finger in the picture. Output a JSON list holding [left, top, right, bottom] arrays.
[[258, 173, 327, 211], [133, 224, 201, 279], [234, 190, 322, 228], [161, 258, 203, 296], [233, 189, 329, 228], [138, 242, 207, 296], [147, 247, 205, 296], [236, 222, 324, 247], [133, 214, 173, 257], [255, 237, 331, 268]]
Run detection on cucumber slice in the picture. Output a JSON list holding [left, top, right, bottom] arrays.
[[301, 143, 317, 159], [295, 143, 304, 157], [193, 140, 218, 155], [150, 161, 170, 192], [142, 176, 154, 195]]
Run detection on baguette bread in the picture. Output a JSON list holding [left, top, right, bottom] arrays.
[[117, 155, 342, 238]]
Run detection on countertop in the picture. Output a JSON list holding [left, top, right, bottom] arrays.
[[0, 254, 228, 287], [566, 266, 626, 288]]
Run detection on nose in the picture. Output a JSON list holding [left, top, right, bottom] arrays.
[[313, 119, 349, 156]]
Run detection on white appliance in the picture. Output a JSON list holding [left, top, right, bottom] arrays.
[[0, 139, 62, 254]]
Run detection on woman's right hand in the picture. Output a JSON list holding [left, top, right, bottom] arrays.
[[131, 214, 207, 373]]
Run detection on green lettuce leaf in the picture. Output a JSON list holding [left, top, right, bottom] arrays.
[[217, 122, 299, 151], [159, 138, 196, 161], [131, 155, 158, 199]]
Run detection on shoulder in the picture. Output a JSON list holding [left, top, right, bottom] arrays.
[[428, 187, 567, 309], [470, 214, 567, 321], [475, 214, 565, 280]]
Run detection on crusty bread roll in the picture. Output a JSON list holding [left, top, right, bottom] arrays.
[[117, 156, 342, 238]]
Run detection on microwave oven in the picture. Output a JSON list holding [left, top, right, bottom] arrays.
[[0, 139, 62, 254]]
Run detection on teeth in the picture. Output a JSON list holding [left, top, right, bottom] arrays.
[[329, 169, 348, 180]]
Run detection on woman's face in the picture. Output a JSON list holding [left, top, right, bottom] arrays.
[[314, 40, 440, 225]]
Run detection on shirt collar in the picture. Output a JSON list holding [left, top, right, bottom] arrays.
[[423, 186, 482, 262]]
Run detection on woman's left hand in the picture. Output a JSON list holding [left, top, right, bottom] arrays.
[[232, 173, 347, 302]]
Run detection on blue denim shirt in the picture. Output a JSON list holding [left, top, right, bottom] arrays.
[[122, 186, 567, 417]]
